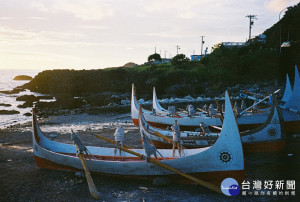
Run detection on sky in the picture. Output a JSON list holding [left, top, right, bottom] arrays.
[[0, 0, 299, 70]]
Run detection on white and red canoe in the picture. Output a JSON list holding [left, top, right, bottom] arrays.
[[279, 65, 300, 133], [132, 84, 272, 132], [32, 91, 244, 185], [242, 65, 300, 133], [140, 93, 285, 152]]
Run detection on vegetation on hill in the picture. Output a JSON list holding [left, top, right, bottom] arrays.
[[263, 3, 300, 77], [21, 3, 300, 108]]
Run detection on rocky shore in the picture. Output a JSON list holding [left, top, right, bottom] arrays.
[[0, 77, 285, 120]]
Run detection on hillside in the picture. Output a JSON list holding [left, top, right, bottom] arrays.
[[20, 3, 300, 109], [263, 3, 300, 77]]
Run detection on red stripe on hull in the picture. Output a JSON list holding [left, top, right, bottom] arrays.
[[151, 139, 207, 149], [151, 140, 174, 149], [132, 118, 139, 126], [243, 141, 286, 152], [152, 139, 286, 152], [34, 156, 80, 172], [34, 155, 244, 186], [133, 118, 266, 132]]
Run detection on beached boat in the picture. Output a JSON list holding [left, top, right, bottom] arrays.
[[32, 91, 245, 186], [132, 84, 274, 132], [241, 65, 300, 133], [152, 87, 202, 116], [141, 93, 285, 152], [279, 66, 300, 133]]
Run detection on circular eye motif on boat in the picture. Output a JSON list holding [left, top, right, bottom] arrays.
[[218, 151, 232, 164], [267, 128, 277, 137]]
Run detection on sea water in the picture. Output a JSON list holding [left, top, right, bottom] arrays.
[[0, 69, 40, 128]]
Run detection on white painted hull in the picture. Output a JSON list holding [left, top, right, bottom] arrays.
[[132, 84, 270, 130], [140, 95, 285, 152], [32, 91, 244, 183]]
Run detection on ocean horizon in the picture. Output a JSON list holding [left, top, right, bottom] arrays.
[[0, 69, 40, 128]]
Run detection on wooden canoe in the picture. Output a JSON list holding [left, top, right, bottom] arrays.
[[32, 91, 244, 186], [132, 84, 272, 132], [140, 93, 286, 152]]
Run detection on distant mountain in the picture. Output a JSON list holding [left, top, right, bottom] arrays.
[[123, 62, 137, 67]]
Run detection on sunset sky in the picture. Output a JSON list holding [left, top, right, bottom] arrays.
[[0, 0, 298, 70]]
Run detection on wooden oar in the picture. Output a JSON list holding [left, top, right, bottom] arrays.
[[95, 134, 222, 194], [197, 108, 207, 113], [178, 108, 188, 113], [153, 131, 173, 144], [153, 131, 187, 149], [73, 140, 99, 200], [78, 154, 99, 200], [239, 95, 270, 115], [94, 134, 133, 149], [209, 125, 222, 131]]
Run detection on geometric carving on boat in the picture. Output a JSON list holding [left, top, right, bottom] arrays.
[[267, 128, 277, 137], [218, 150, 232, 164]]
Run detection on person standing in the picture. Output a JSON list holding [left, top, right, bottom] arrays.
[[171, 120, 181, 157], [208, 104, 216, 117], [114, 126, 124, 156], [141, 132, 158, 160], [186, 104, 195, 117]]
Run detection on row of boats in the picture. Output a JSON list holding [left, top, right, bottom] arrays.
[[31, 66, 300, 195], [131, 66, 300, 151]]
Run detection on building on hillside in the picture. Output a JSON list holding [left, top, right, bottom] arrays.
[[190, 55, 202, 61], [222, 42, 246, 48], [212, 42, 246, 51], [161, 58, 172, 63], [256, 34, 267, 43], [145, 58, 172, 65], [190, 47, 208, 61], [248, 34, 267, 44]]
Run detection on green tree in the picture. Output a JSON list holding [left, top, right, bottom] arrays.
[[148, 53, 162, 62], [171, 54, 190, 66]]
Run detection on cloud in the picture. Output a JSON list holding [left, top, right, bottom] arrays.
[[144, 0, 215, 19], [77, 25, 111, 30], [27, 17, 47, 20], [0, 26, 84, 47], [0, 25, 126, 49], [0, 17, 13, 20], [265, 0, 299, 12], [31, 0, 114, 20]]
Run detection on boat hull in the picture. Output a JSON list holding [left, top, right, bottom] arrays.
[[34, 155, 245, 186], [32, 90, 245, 188], [133, 118, 265, 132], [150, 139, 286, 152], [139, 94, 286, 153], [243, 141, 286, 152]]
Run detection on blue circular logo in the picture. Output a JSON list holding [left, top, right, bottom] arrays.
[[221, 178, 240, 196]]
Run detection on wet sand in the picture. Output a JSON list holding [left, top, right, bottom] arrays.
[[0, 113, 299, 201]]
